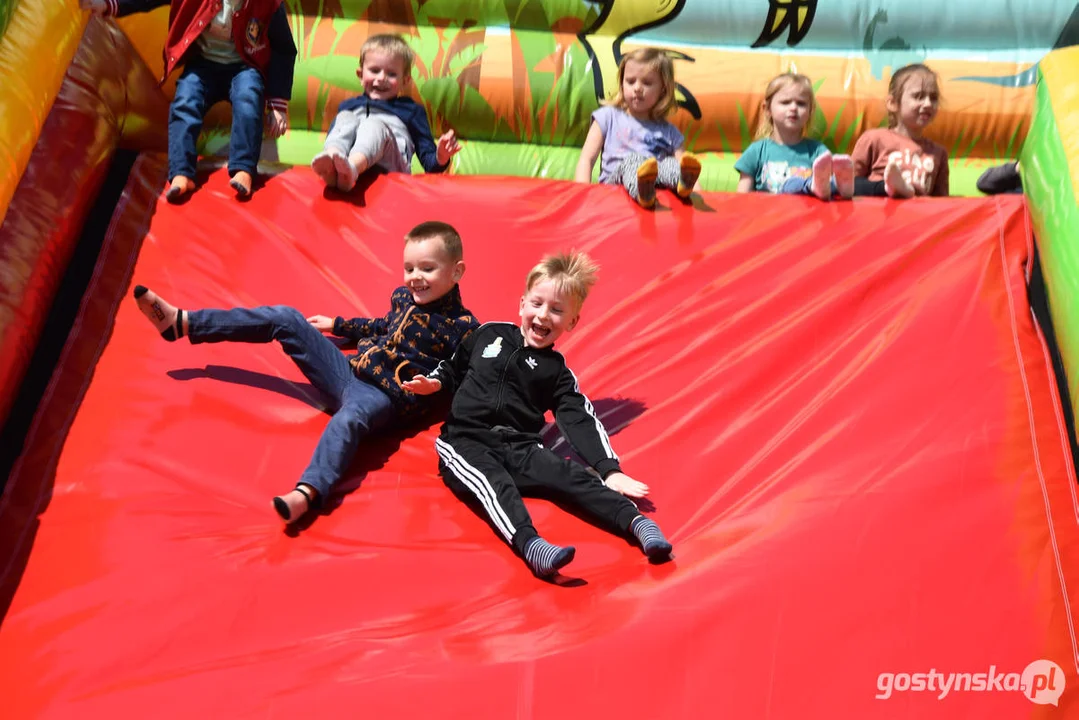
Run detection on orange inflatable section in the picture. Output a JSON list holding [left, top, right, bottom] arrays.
[[0, 163, 1076, 718], [0, 17, 168, 428]]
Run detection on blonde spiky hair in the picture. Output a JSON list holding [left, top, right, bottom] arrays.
[[525, 251, 600, 310]]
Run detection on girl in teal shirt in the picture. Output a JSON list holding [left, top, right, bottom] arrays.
[[735, 72, 854, 201]]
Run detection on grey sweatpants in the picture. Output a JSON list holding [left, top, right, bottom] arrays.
[[322, 111, 412, 174]]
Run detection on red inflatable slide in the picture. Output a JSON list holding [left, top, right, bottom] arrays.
[[1, 158, 1076, 718]]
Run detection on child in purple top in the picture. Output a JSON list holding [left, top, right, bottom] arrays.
[[575, 48, 701, 209]]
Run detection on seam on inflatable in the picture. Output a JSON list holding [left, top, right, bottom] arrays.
[[995, 198, 1079, 670]]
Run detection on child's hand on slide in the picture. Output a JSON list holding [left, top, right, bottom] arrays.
[[266, 107, 289, 139], [306, 315, 334, 332], [604, 472, 650, 498], [436, 130, 461, 165], [80, 0, 108, 14], [402, 376, 441, 395]]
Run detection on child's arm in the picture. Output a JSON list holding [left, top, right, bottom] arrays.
[[264, 5, 297, 139], [436, 131, 460, 166], [330, 315, 386, 341], [733, 141, 761, 193], [550, 370, 651, 497], [574, 121, 605, 184], [850, 132, 874, 178], [80, 0, 168, 16], [550, 368, 621, 479], [326, 288, 407, 340], [306, 315, 335, 332], [603, 471, 650, 497], [409, 108, 457, 173], [402, 325, 480, 395], [932, 154, 950, 197]]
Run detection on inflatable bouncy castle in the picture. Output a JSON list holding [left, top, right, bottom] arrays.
[[1, 1, 1078, 716]]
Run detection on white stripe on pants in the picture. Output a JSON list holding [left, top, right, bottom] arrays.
[[435, 437, 516, 541]]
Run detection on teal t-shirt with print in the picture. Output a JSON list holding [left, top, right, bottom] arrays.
[[734, 138, 830, 193]]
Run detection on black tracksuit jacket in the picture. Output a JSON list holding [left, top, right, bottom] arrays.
[[428, 322, 621, 478]]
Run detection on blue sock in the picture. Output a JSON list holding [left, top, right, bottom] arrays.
[[523, 536, 575, 577], [631, 515, 672, 559]]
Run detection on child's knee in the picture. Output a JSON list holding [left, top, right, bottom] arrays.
[[269, 305, 306, 329], [357, 117, 394, 147], [169, 86, 206, 120], [229, 78, 265, 114]]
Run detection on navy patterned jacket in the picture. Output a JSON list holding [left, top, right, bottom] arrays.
[[333, 285, 477, 419]]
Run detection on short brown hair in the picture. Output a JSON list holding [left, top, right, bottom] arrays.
[[525, 251, 599, 310], [406, 221, 463, 261], [360, 34, 414, 78]]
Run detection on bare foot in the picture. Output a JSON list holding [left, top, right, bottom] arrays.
[[811, 151, 833, 201], [832, 154, 854, 200], [230, 170, 253, 197], [132, 285, 187, 341], [165, 176, 195, 204], [884, 158, 915, 198], [272, 485, 316, 524]]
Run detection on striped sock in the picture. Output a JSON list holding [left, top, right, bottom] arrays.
[[523, 536, 576, 577], [631, 515, 672, 559]]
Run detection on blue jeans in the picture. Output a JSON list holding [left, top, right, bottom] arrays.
[[168, 56, 265, 181], [187, 305, 394, 500], [781, 176, 837, 196]]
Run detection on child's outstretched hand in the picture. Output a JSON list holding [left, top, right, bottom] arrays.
[[266, 107, 289, 139], [402, 376, 442, 395], [436, 130, 461, 166], [604, 472, 650, 498], [306, 315, 334, 332], [80, 0, 108, 14]]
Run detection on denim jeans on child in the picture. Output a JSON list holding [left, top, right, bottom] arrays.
[[168, 55, 265, 181], [187, 305, 394, 500], [781, 175, 838, 196]]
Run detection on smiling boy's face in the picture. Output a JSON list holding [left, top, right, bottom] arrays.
[[519, 278, 579, 349], [358, 48, 408, 100], [402, 237, 463, 305]]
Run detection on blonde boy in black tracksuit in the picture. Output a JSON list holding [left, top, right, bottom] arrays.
[[404, 251, 672, 577]]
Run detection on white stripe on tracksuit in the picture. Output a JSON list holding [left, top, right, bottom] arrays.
[[435, 437, 516, 541], [565, 366, 617, 460]]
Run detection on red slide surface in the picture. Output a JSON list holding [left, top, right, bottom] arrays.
[[1, 157, 1076, 718]]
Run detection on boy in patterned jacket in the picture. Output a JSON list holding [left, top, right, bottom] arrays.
[[132, 221, 478, 525], [81, 0, 296, 201]]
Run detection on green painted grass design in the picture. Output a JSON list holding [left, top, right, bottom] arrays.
[[201, 2, 1023, 166]]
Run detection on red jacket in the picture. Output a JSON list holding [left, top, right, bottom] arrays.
[[106, 0, 296, 107]]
